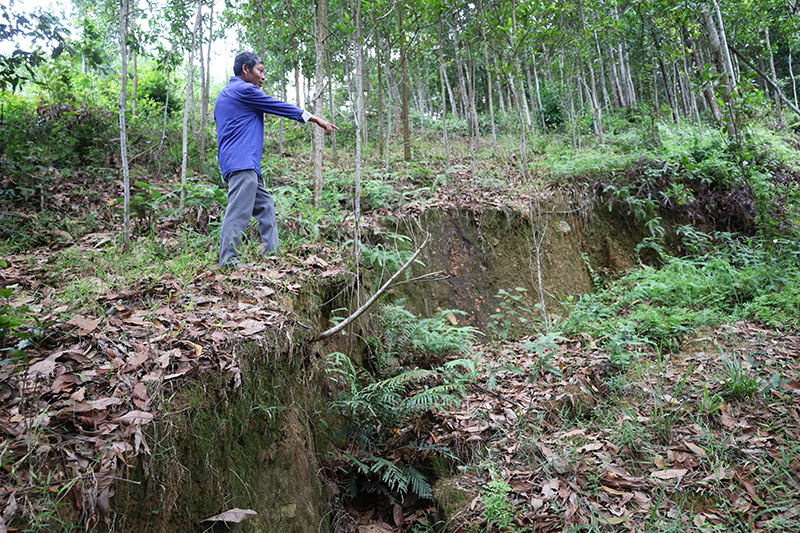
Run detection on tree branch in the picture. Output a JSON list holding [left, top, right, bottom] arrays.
[[312, 233, 430, 341], [728, 44, 800, 119]]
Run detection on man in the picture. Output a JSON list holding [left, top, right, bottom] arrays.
[[214, 51, 338, 268]]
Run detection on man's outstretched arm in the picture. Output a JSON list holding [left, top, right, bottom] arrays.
[[307, 115, 338, 135]]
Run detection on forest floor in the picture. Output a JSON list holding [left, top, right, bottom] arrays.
[[1, 155, 799, 532]]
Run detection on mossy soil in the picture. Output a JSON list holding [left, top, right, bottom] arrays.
[[387, 197, 643, 333], [112, 333, 331, 532]]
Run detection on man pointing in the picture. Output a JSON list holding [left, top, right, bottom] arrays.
[[214, 51, 338, 268]]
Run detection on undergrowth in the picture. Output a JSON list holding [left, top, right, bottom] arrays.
[[324, 302, 479, 504], [563, 232, 800, 356]]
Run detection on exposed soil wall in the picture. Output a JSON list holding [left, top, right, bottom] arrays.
[[112, 332, 330, 533], [387, 198, 643, 331]]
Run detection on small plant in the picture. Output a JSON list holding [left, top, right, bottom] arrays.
[[720, 350, 761, 399], [481, 478, 515, 529], [520, 332, 565, 379], [487, 287, 535, 341], [700, 383, 724, 416]]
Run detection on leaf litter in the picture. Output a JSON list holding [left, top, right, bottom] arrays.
[[0, 238, 346, 530], [402, 323, 800, 532]]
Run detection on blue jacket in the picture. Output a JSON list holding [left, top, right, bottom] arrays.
[[214, 76, 311, 179]]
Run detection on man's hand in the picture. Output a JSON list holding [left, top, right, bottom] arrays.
[[309, 115, 339, 135]]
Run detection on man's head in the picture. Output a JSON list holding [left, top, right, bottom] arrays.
[[234, 52, 265, 88]]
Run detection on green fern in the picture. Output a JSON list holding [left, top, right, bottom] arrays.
[[370, 301, 480, 368], [325, 301, 480, 501]]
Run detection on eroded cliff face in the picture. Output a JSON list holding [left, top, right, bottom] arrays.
[[386, 201, 641, 332]]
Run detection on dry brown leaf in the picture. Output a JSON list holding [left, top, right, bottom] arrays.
[[510, 480, 535, 493], [185, 341, 203, 357], [201, 508, 258, 523], [87, 397, 123, 411], [651, 468, 688, 480], [2, 492, 17, 523], [393, 502, 404, 527], [598, 513, 628, 525], [684, 442, 707, 458], [68, 315, 102, 335], [28, 357, 58, 378], [720, 403, 737, 429], [601, 485, 630, 496], [117, 411, 154, 425]]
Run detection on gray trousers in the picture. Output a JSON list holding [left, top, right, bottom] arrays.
[[219, 169, 279, 267]]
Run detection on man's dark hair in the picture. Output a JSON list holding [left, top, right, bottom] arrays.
[[233, 52, 263, 76]]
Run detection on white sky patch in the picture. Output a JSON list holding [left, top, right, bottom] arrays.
[[1, 0, 308, 106]]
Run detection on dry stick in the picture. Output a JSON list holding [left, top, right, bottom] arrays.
[[728, 45, 800, 119], [313, 233, 430, 341], [471, 382, 522, 408]]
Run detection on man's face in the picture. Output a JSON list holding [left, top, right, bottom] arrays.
[[242, 62, 265, 88]]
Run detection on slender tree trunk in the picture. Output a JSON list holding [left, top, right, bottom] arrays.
[[376, 22, 384, 160], [532, 56, 545, 130], [415, 60, 426, 130], [683, 56, 701, 131], [687, 31, 722, 123], [609, 60, 622, 108], [180, 0, 202, 209], [399, 4, 411, 161], [587, 61, 603, 142], [200, 0, 214, 164], [615, 42, 630, 106], [510, 0, 532, 128], [713, 0, 737, 91], [621, 45, 636, 104], [569, 86, 578, 149], [652, 30, 678, 123], [313, 0, 327, 209], [525, 62, 537, 126], [515, 60, 532, 128], [291, 30, 301, 106], [328, 46, 337, 166], [465, 37, 479, 179], [279, 9, 286, 155], [157, 67, 171, 163], [594, 31, 611, 110], [131, 47, 137, 118], [452, 25, 468, 120], [119, 0, 131, 253], [384, 32, 394, 170], [652, 66, 659, 110], [494, 52, 506, 115], [702, 3, 736, 136], [791, 52, 799, 109], [443, 62, 458, 118], [257, 2, 265, 58], [479, 0, 497, 155], [438, 17, 450, 168], [354, 0, 363, 255], [198, 37, 206, 156], [765, 28, 780, 114], [385, 30, 400, 136]]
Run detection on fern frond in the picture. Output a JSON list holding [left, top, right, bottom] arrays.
[[369, 456, 410, 494], [408, 467, 432, 499]]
